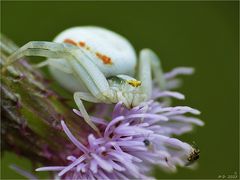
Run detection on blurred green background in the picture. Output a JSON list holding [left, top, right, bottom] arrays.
[[1, 1, 239, 179]]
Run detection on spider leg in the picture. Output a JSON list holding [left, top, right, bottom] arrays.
[[4, 41, 110, 94], [74, 92, 102, 135], [34, 59, 72, 74], [139, 49, 166, 98], [3, 41, 112, 134], [138, 50, 152, 98], [4, 41, 69, 67], [74, 92, 100, 103]]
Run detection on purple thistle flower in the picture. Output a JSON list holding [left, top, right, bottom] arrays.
[[34, 67, 203, 179]]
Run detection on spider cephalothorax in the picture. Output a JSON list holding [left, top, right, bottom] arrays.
[[3, 26, 166, 135], [106, 75, 147, 108]]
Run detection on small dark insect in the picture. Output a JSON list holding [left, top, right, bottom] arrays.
[[143, 139, 150, 146], [186, 147, 200, 166], [143, 139, 154, 151]]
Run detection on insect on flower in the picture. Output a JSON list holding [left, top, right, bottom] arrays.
[[186, 145, 200, 166], [2, 26, 167, 135]]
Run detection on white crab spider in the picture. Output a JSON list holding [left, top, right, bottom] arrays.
[[3, 26, 166, 135]]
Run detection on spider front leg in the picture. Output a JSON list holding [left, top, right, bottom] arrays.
[[138, 49, 167, 99], [2, 41, 112, 135], [3, 41, 66, 67], [2, 41, 73, 74], [74, 92, 103, 135], [34, 58, 73, 74]]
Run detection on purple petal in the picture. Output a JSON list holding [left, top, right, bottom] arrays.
[[10, 164, 38, 179], [73, 109, 107, 125], [104, 116, 125, 137], [109, 160, 125, 171], [170, 115, 204, 126], [153, 91, 185, 100], [61, 120, 89, 154], [90, 159, 98, 173], [164, 67, 194, 79], [126, 114, 168, 121], [91, 153, 113, 172], [58, 154, 87, 176], [67, 155, 77, 161], [36, 166, 65, 171]]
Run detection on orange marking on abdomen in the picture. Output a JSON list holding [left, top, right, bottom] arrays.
[[78, 41, 86, 47], [96, 52, 112, 65], [63, 39, 78, 46]]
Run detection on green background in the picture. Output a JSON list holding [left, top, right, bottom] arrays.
[[1, 1, 239, 179]]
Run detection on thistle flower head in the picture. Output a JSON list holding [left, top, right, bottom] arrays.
[[36, 67, 203, 179]]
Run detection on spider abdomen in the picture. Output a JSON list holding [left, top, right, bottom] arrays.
[[54, 26, 137, 76], [49, 26, 137, 92]]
